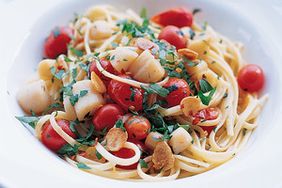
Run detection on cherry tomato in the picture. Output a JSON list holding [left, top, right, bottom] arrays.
[[112, 148, 137, 170], [89, 59, 117, 85], [44, 26, 73, 59], [192, 108, 219, 125], [162, 78, 191, 107], [92, 104, 124, 131], [125, 116, 151, 140], [192, 108, 219, 135], [128, 138, 151, 155], [151, 8, 193, 28], [41, 119, 77, 152], [108, 75, 144, 111], [158, 26, 187, 50], [237, 64, 265, 92]]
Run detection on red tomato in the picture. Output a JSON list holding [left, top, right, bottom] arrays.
[[192, 108, 219, 125], [89, 59, 117, 85], [112, 148, 137, 170], [237, 64, 265, 92], [41, 119, 77, 152], [128, 138, 151, 155], [125, 116, 151, 140], [192, 108, 219, 135], [92, 104, 124, 131], [162, 78, 191, 107], [44, 26, 73, 59], [151, 8, 193, 28], [158, 26, 187, 50], [108, 75, 144, 111]]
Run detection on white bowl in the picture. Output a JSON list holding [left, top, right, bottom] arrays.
[[1, 0, 282, 187]]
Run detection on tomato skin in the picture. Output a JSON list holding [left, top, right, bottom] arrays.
[[192, 108, 219, 125], [108, 75, 144, 111], [112, 148, 138, 170], [89, 59, 117, 85], [151, 8, 193, 28], [125, 116, 151, 140], [158, 26, 187, 50], [192, 108, 219, 135], [92, 104, 124, 131], [41, 119, 77, 152], [128, 138, 151, 155], [237, 64, 265, 92], [44, 26, 73, 59], [162, 78, 191, 107]]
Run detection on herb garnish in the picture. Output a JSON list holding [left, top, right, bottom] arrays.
[[69, 46, 84, 57], [50, 66, 65, 80], [15, 116, 39, 129], [77, 162, 91, 169], [115, 119, 126, 132], [139, 159, 148, 168], [141, 83, 169, 97], [95, 150, 103, 160], [57, 144, 79, 156]]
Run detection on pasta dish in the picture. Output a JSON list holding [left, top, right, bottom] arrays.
[[16, 5, 268, 181]]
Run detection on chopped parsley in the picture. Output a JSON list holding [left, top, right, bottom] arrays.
[[77, 162, 91, 169], [115, 119, 126, 132], [50, 66, 65, 80], [69, 46, 84, 57], [95, 150, 103, 160], [69, 90, 88, 106], [198, 88, 216, 106], [15, 115, 39, 129], [139, 159, 148, 168], [57, 144, 79, 156], [141, 83, 169, 97], [129, 87, 135, 101]]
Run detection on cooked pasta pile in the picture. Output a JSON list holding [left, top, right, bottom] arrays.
[[16, 5, 268, 181]]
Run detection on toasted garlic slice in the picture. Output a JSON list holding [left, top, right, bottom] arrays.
[[152, 141, 175, 171], [178, 48, 198, 60], [91, 72, 106, 93], [180, 97, 205, 116], [105, 128, 128, 151]]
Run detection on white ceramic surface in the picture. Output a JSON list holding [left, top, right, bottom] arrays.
[[1, 0, 282, 187]]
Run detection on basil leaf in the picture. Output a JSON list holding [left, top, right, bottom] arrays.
[[115, 119, 126, 132], [69, 47, 83, 57], [139, 159, 148, 168], [77, 162, 91, 169], [57, 144, 79, 156], [95, 150, 103, 160], [15, 116, 39, 129], [199, 79, 213, 93], [50, 66, 65, 80], [198, 88, 216, 105], [141, 83, 169, 97], [79, 90, 88, 97]]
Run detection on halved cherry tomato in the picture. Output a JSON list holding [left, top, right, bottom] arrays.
[[41, 119, 77, 152], [108, 75, 144, 111], [128, 138, 151, 155], [162, 78, 191, 107], [44, 26, 73, 59], [151, 8, 193, 28], [125, 116, 151, 140], [237, 64, 265, 92], [89, 59, 117, 85], [92, 104, 124, 131], [158, 26, 187, 50], [192, 108, 219, 125], [112, 148, 137, 170], [192, 108, 219, 135]]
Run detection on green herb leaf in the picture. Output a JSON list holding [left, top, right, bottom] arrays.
[[64, 56, 72, 63], [15, 116, 39, 129], [50, 66, 65, 80], [77, 162, 91, 169], [95, 150, 103, 160], [139, 159, 148, 168], [57, 144, 79, 156], [69, 94, 79, 106], [80, 90, 88, 97], [129, 87, 135, 102], [198, 88, 216, 105], [115, 119, 126, 132], [42, 103, 63, 115], [199, 79, 213, 93], [72, 68, 78, 80], [141, 83, 169, 97], [70, 47, 84, 57]]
